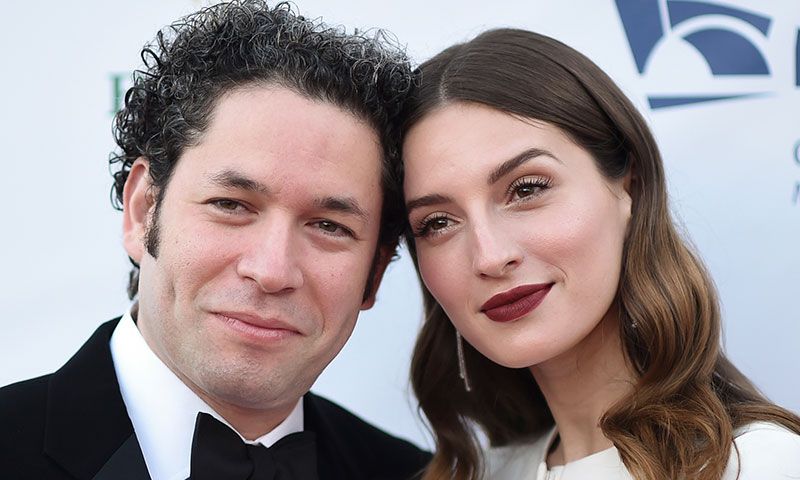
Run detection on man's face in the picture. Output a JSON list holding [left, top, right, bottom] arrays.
[[123, 86, 386, 413]]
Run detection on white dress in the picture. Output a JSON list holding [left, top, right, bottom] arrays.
[[485, 422, 800, 480]]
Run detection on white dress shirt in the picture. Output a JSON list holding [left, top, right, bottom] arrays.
[[110, 311, 304, 480], [485, 421, 800, 480]]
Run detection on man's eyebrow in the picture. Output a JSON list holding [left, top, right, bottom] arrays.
[[405, 193, 454, 215], [208, 170, 269, 194], [488, 148, 560, 185], [315, 196, 369, 221]]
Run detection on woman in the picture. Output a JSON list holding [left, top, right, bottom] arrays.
[[400, 29, 800, 480]]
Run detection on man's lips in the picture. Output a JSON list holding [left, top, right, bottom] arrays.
[[213, 311, 301, 340], [480, 283, 553, 323]]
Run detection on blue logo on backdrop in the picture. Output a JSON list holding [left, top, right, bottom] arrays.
[[615, 0, 800, 109]]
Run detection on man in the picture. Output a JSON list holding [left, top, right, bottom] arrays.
[[0, 2, 428, 479]]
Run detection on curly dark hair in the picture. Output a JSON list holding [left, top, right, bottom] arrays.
[[109, 0, 414, 299]]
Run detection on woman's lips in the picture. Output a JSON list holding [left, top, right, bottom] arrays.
[[480, 283, 553, 323]]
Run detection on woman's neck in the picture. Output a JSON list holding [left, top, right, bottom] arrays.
[[530, 310, 635, 466]]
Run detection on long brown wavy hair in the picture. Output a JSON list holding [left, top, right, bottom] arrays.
[[401, 28, 800, 480]]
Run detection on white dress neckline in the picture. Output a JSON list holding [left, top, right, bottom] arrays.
[[484, 422, 800, 480]]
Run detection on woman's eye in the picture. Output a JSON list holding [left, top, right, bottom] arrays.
[[514, 183, 537, 198], [508, 176, 551, 202], [429, 217, 451, 231], [414, 213, 456, 238]]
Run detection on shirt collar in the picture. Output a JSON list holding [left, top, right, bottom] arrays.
[[110, 310, 304, 480]]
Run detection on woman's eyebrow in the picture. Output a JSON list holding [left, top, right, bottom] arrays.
[[405, 193, 453, 215], [488, 147, 560, 185], [406, 148, 560, 214]]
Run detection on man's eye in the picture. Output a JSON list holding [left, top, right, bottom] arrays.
[[319, 220, 339, 232], [206, 198, 252, 216], [314, 220, 354, 238], [214, 199, 241, 210], [209, 198, 244, 212]]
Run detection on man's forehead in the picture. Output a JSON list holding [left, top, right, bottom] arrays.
[[197, 86, 381, 157], [211, 83, 379, 137]]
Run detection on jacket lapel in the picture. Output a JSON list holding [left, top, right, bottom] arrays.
[[44, 319, 150, 480], [303, 393, 362, 480], [91, 434, 150, 480]]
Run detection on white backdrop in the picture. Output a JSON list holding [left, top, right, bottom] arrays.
[[1, 0, 797, 449]]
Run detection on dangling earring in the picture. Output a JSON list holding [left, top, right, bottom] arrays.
[[456, 330, 472, 392]]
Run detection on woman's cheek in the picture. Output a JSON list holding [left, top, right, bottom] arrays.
[[418, 246, 461, 307]]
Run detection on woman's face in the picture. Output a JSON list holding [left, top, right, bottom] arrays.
[[403, 102, 632, 369]]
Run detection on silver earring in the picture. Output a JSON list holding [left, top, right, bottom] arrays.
[[456, 330, 472, 392]]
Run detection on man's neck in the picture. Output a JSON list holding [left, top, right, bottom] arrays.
[[192, 389, 298, 441]]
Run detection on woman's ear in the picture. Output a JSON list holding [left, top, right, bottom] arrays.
[[623, 168, 635, 201], [619, 167, 636, 232]]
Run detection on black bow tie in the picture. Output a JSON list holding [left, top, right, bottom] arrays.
[[189, 412, 319, 480]]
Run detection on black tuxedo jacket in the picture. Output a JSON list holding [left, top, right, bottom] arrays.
[[0, 319, 430, 479]]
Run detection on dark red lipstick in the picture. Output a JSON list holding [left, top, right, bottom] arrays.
[[480, 283, 553, 323]]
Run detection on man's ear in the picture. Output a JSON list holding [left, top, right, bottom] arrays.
[[360, 245, 395, 310], [122, 158, 155, 264]]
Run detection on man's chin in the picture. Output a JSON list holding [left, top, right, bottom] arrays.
[[195, 369, 313, 411]]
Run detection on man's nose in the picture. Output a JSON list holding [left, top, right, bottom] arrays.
[[236, 215, 304, 293], [469, 218, 523, 279]]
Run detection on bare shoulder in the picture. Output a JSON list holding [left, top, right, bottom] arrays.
[[724, 421, 800, 479]]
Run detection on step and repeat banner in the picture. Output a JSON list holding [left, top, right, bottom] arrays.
[[0, 0, 797, 448]]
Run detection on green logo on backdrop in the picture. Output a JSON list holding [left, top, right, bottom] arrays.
[[110, 73, 131, 115]]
